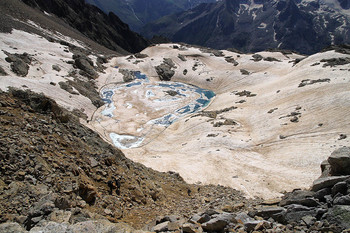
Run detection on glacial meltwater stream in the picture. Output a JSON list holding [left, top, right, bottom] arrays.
[[96, 71, 215, 149]]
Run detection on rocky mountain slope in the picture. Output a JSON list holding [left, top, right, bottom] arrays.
[[85, 0, 217, 32], [0, 89, 247, 232], [142, 0, 350, 54], [89, 43, 350, 201], [21, 0, 149, 53], [1, 0, 350, 232]]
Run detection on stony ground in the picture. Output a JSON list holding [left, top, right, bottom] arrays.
[[1, 1, 350, 232], [0, 89, 250, 231]]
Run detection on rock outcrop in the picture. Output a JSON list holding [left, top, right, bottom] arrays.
[[155, 58, 176, 81]]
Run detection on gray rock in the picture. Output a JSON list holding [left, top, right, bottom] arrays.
[[284, 204, 317, 223], [326, 205, 350, 230], [324, 194, 333, 205], [225, 57, 239, 66], [152, 221, 170, 232], [74, 58, 97, 78], [157, 215, 179, 223], [47, 210, 72, 223], [182, 223, 203, 233], [244, 220, 264, 232], [29, 221, 68, 233], [200, 212, 235, 231], [320, 160, 331, 177], [52, 65, 61, 72], [204, 209, 220, 216], [280, 190, 319, 207], [0, 222, 26, 233], [235, 213, 263, 232], [155, 64, 175, 81], [314, 188, 331, 202], [201, 218, 228, 232], [134, 53, 148, 59], [25, 195, 56, 229], [311, 176, 350, 192], [252, 54, 263, 62], [119, 69, 135, 82], [250, 207, 286, 222], [235, 212, 254, 224], [30, 220, 142, 233], [240, 69, 250, 75], [332, 181, 348, 196], [191, 214, 210, 224], [328, 147, 350, 175], [333, 195, 350, 205], [285, 204, 311, 212], [178, 54, 187, 61], [301, 215, 316, 226], [89, 157, 99, 168], [0, 66, 7, 76], [11, 60, 29, 77]]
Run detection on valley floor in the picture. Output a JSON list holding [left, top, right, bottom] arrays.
[[92, 44, 350, 199]]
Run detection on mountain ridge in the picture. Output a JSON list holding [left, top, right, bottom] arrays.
[[21, 0, 149, 53], [84, 0, 218, 32], [142, 0, 350, 54]]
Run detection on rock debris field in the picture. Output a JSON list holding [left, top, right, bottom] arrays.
[[1, 28, 350, 199]]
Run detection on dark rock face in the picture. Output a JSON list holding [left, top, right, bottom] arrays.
[[142, 0, 350, 54], [21, 0, 149, 53], [85, 0, 217, 32]]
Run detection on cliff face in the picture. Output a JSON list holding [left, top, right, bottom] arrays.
[[21, 0, 150, 53]]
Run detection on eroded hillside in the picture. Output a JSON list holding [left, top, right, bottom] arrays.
[[90, 43, 350, 199]]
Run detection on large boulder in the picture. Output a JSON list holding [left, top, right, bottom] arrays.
[[325, 205, 350, 230], [155, 64, 175, 81], [11, 60, 29, 77], [201, 213, 235, 232], [5, 52, 31, 77], [328, 147, 350, 175], [311, 176, 350, 192], [249, 207, 286, 222], [155, 58, 176, 81], [280, 190, 319, 207], [0, 223, 26, 233], [0, 66, 7, 76], [74, 55, 98, 78]]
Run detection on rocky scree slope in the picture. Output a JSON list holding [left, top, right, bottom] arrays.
[[142, 0, 350, 54], [146, 148, 350, 232], [0, 90, 349, 232], [0, 89, 247, 232], [21, 0, 149, 53]]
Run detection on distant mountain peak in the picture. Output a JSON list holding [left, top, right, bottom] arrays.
[[142, 0, 350, 54]]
